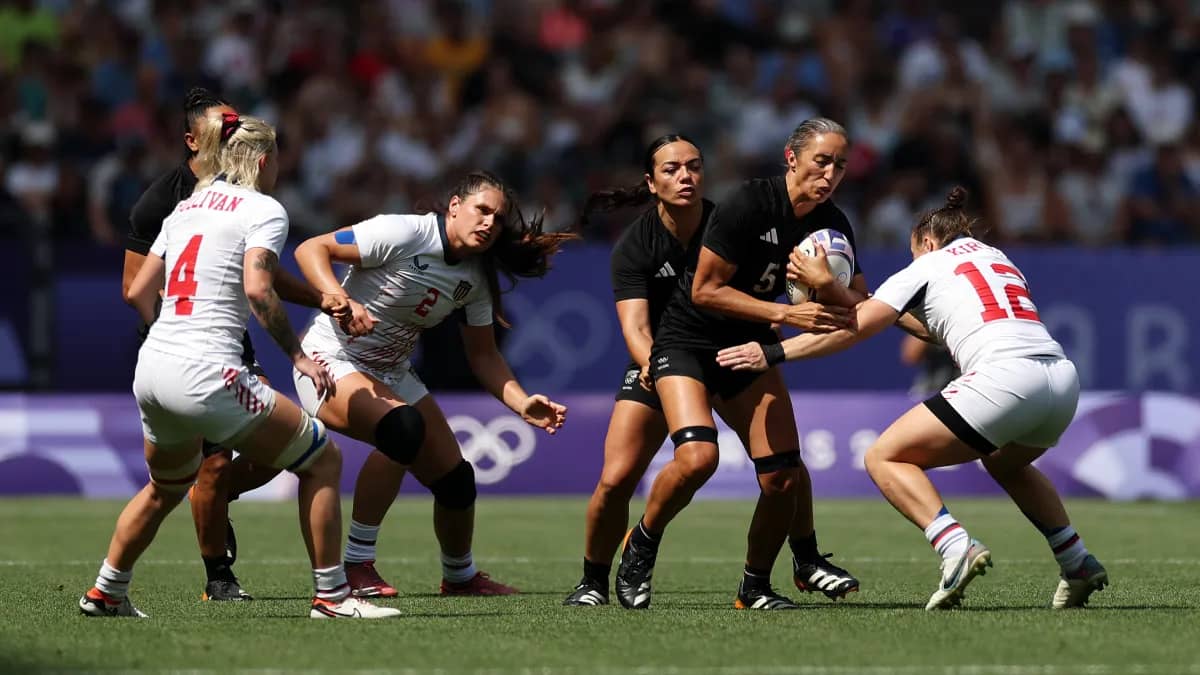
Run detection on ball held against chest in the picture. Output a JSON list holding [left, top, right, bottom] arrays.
[[785, 228, 856, 304]]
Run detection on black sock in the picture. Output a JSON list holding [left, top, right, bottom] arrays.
[[629, 518, 662, 553], [742, 565, 772, 591], [582, 558, 611, 586], [203, 555, 236, 583], [789, 532, 819, 561]]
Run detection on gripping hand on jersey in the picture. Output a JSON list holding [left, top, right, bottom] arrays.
[[295, 354, 336, 401], [339, 297, 378, 337], [716, 342, 769, 372], [520, 395, 567, 435]]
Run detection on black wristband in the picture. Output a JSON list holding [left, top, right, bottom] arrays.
[[762, 342, 786, 367]]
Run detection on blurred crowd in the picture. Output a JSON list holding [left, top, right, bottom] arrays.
[[2, 0, 1200, 249]]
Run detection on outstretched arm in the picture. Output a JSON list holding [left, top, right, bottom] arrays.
[[461, 322, 566, 434], [716, 298, 900, 371]]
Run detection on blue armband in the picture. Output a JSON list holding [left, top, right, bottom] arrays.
[[334, 230, 355, 245]]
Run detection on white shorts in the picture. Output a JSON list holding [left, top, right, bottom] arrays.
[[133, 347, 278, 449], [926, 357, 1079, 453], [293, 348, 430, 417]]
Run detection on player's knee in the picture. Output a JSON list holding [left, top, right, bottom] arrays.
[[753, 450, 801, 496], [274, 413, 333, 474], [149, 453, 202, 496], [596, 470, 639, 502], [302, 438, 342, 481], [676, 446, 719, 484], [429, 459, 476, 511], [375, 405, 426, 465], [198, 449, 232, 482], [863, 444, 888, 477]]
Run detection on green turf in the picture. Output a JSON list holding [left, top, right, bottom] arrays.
[[1, 497, 1198, 674]]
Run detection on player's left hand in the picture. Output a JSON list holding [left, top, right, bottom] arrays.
[[715, 342, 768, 372], [320, 292, 351, 320], [788, 245, 834, 289], [339, 299, 378, 337], [520, 394, 567, 435], [638, 363, 654, 392]]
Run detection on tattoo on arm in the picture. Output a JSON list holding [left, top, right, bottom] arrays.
[[248, 250, 303, 358]]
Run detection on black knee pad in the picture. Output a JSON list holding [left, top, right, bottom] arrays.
[[375, 406, 425, 465], [670, 425, 718, 448], [429, 459, 476, 510], [753, 449, 801, 474]]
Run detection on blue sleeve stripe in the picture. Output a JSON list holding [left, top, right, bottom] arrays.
[[334, 230, 355, 245]]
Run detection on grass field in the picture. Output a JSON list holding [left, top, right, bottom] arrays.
[[2, 497, 1199, 674]]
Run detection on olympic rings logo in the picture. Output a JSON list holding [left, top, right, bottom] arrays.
[[501, 290, 612, 390], [448, 414, 538, 485]]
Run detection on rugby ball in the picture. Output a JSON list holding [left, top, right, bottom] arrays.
[[785, 228, 855, 304]]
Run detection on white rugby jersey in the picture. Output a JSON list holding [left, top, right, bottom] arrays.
[[143, 180, 288, 362], [871, 237, 1064, 373], [302, 212, 493, 374]]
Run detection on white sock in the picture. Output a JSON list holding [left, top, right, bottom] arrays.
[[313, 564, 350, 601], [924, 510, 970, 561], [344, 520, 379, 564], [441, 551, 477, 584], [1046, 526, 1088, 573], [94, 559, 132, 601]]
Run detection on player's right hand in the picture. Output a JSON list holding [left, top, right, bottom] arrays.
[[782, 301, 854, 333], [295, 355, 336, 401], [339, 299, 378, 337], [637, 363, 654, 392]]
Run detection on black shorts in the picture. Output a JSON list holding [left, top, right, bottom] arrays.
[[649, 347, 762, 401], [200, 334, 266, 457], [615, 361, 662, 410]]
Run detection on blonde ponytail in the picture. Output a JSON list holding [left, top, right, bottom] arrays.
[[194, 114, 277, 193]]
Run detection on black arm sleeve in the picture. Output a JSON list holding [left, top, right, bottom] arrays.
[[701, 188, 754, 265], [125, 183, 172, 255], [611, 224, 652, 302]]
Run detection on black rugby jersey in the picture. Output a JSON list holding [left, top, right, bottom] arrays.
[[126, 161, 197, 255], [610, 200, 713, 339], [655, 176, 862, 351]]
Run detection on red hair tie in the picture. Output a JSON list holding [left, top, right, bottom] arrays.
[[220, 112, 242, 142]]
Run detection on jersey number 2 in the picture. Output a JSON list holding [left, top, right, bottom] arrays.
[[414, 287, 441, 317], [167, 234, 203, 316], [954, 262, 1039, 323]]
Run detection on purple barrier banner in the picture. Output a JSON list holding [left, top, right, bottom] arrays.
[[2, 392, 1198, 501]]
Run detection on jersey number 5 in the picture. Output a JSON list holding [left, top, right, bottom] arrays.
[[752, 263, 780, 293], [167, 234, 203, 316], [954, 261, 1039, 323]]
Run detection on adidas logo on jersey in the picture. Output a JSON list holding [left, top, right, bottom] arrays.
[[759, 228, 779, 245], [654, 262, 676, 278]]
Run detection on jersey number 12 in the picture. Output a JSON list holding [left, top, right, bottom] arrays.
[[167, 234, 203, 316], [954, 261, 1039, 323]]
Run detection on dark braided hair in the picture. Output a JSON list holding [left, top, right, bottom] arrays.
[[183, 87, 232, 154], [581, 134, 702, 223]]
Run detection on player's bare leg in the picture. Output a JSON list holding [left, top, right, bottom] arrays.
[[80, 439, 201, 618], [716, 369, 802, 609], [226, 455, 283, 499], [236, 393, 397, 619], [865, 404, 993, 609], [983, 445, 1107, 608], [615, 376, 716, 609], [189, 447, 252, 601], [410, 395, 517, 596], [566, 400, 667, 606]]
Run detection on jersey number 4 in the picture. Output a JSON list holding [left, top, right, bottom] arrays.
[[167, 234, 203, 316], [954, 261, 1039, 323]]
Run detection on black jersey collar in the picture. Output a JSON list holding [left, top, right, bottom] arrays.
[[437, 212, 461, 265]]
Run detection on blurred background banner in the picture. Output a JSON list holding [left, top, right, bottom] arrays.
[[3, 391, 1198, 500], [1, 243, 1197, 393]]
